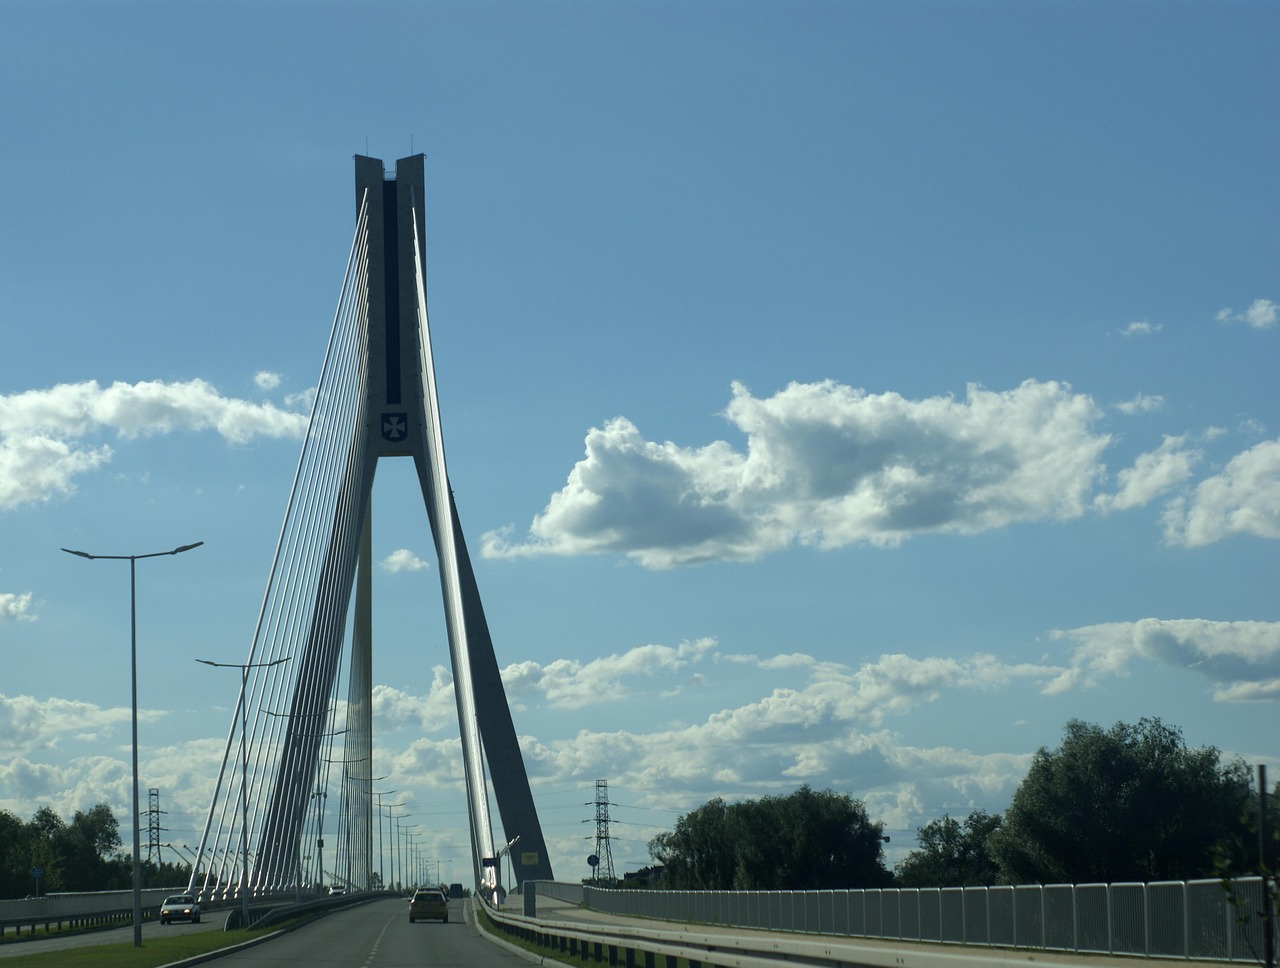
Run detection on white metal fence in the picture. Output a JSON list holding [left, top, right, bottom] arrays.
[[531, 878, 1271, 963]]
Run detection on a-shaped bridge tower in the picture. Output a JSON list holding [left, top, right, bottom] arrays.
[[189, 155, 552, 900]]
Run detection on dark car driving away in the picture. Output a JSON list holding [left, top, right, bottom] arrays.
[[159, 894, 201, 924], [408, 887, 449, 922]]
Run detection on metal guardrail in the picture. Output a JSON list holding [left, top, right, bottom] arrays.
[[520, 878, 1272, 964], [0, 887, 185, 938], [483, 897, 882, 968], [0, 886, 390, 938], [485, 890, 1153, 968]]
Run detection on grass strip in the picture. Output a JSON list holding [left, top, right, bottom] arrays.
[[0, 927, 262, 967]]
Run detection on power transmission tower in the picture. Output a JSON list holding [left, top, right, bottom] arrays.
[[146, 788, 166, 865], [592, 779, 616, 884]]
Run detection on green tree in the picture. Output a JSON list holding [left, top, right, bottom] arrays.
[[989, 718, 1254, 884], [896, 810, 1002, 887], [648, 797, 737, 890], [54, 803, 122, 890], [25, 807, 65, 892], [0, 809, 29, 897], [650, 786, 891, 890]]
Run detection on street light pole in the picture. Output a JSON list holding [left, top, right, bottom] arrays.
[[373, 791, 401, 891], [196, 655, 289, 930], [62, 540, 203, 948], [393, 815, 416, 893], [312, 791, 327, 895]]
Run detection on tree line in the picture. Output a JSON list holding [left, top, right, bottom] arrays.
[[649, 718, 1278, 890], [0, 803, 187, 898]]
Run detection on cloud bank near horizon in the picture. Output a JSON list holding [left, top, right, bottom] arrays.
[[2, 615, 1274, 867]]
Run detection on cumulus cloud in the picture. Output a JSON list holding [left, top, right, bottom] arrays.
[[0, 693, 156, 758], [1047, 619, 1280, 701], [374, 639, 1055, 816], [0, 592, 36, 622], [0, 734, 229, 853], [1119, 321, 1162, 337], [254, 371, 282, 390], [501, 638, 718, 709], [484, 379, 1111, 568], [502, 647, 1058, 805], [373, 674, 455, 731], [1162, 438, 1280, 545], [380, 549, 430, 573], [1094, 435, 1200, 513], [0, 379, 310, 510], [1216, 299, 1278, 329]]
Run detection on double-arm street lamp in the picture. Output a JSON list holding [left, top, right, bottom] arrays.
[[393, 814, 417, 893], [196, 655, 289, 930], [62, 540, 203, 947], [373, 791, 402, 891]]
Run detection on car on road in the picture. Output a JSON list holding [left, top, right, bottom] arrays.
[[159, 894, 201, 924], [408, 887, 449, 923]]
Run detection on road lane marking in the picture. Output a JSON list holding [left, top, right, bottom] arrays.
[[363, 912, 399, 967]]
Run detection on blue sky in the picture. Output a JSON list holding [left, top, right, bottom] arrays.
[[1, 0, 1277, 885]]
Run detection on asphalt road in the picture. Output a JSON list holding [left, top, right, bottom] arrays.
[[209, 897, 532, 967]]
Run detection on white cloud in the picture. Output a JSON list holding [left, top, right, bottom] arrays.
[[373, 675, 455, 732], [508, 648, 1059, 811], [1046, 618, 1280, 701], [1114, 393, 1164, 415], [0, 379, 310, 510], [0, 755, 130, 821], [0, 434, 112, 509], [1119, 321, 1162, 337], [1162, 438, 1280, 546], [484, 379, 1110, 568], [254, 371, 282, 390], [0, 732, 232, 853], [373, 640, 1056, 820], [380, 549, 430, 573], [285, 388, 316, 411], [501, 638, 718, 709], [0, 592, 36, 622], [0, 693, 158, 758], [1216, 298, 1278, 329], [1094, 435, 1200, 513]]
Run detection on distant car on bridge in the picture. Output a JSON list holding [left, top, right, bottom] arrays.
[[159, 894, 201, 924]]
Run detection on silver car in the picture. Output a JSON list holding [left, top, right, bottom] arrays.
[[159, 894, 201, 924]]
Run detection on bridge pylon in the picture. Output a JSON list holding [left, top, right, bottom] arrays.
[[189, 155, 553, 902]]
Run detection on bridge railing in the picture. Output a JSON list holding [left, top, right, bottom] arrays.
[[0, 888, 184, 920], [0, 887, 187, 938], [526, 877, 1270, 963]]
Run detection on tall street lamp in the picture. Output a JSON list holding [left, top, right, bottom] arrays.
[[392, 814, 416, 893], [196, 655, 289, 930], [62, 540, 203, 947], [373, 791, 402, 891], [312, 791, 327, 895]]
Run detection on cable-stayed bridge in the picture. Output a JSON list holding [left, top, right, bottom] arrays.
[[187, 155, 552, 903]]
